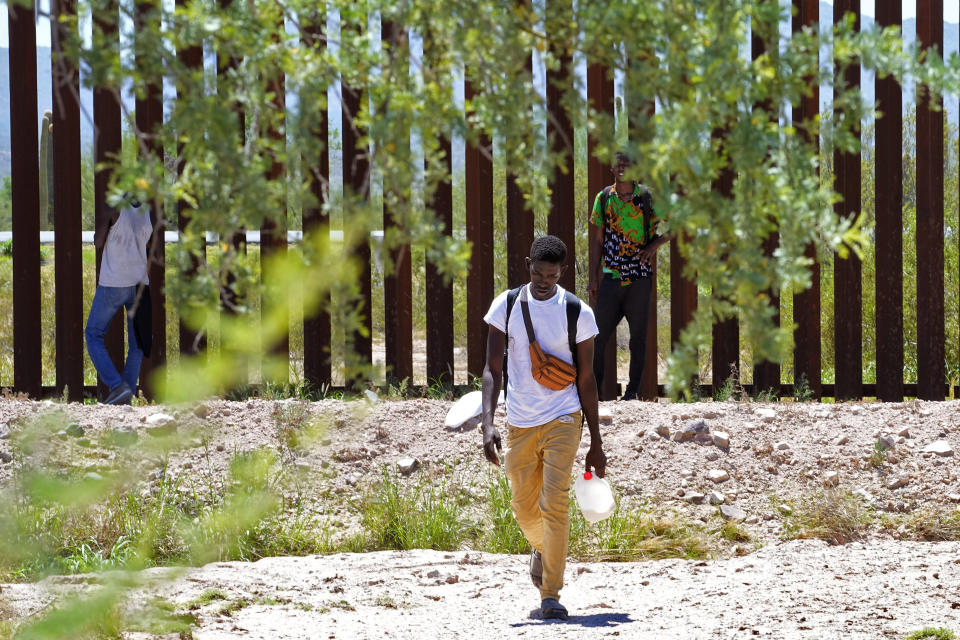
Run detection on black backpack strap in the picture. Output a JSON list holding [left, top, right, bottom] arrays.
[[518, 287, 537, 345], [503, 286, 522, 402], [564, 290, 581, 368]]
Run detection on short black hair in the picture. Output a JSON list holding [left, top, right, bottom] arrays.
[[615, 150, 633, 165], [529, 235, 567, 264]]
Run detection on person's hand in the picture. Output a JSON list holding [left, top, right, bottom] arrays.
[[636, 242, 660, 267], [587, 277, 599, 305], [483, 424, 502, 467], [585, 442, 606, 478]]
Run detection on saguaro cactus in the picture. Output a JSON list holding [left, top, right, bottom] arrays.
[[39, 110, 54, 231]]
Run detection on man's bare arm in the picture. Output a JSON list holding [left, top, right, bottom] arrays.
[[576, 338, 606, 478], [481, 326, 506, 467]]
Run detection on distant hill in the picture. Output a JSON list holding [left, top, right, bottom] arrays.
[[1, 10, 958, 177]]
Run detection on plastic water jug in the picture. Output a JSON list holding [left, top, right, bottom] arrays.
[[574, 472, 615, 523]]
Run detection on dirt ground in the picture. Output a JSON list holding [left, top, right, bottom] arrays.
[[1, 396, 959, 638]]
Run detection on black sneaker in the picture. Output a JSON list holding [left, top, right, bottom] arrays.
[[620, 387, 639, 401], [104, 383, 132, 405]]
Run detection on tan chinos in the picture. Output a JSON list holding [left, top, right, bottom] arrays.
[[504, 411, 583, 601]]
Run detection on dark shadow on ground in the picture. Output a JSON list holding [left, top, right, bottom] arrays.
[[512, 610, 633, 628]]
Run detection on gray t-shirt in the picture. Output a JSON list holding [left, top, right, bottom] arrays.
[[99, 207, 153, 287]]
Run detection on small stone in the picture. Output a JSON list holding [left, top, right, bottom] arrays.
[[708, 491, 726, 505], [879, 435, 897, 450], [193, 404, 212, 419], [756, 408, 776, 422], [702, 411, 719, 420], [823, 471, 840, 487], [744, 515, 759, 525], [707, 469, 730, 483], [216, 444, 225, 452], [673, 419, 710, 443], [886, 476, 908, 490], [712, 431, 730, 449], [397, 457, 419, 474], [719, 505, 747, 521], [146, 413, 175, 427], [705, 451, 719, 462], [897, 427, 910, 438], [0, 451, 12, 464], [598, 407, 613, 424], [0, 424, 10, 440], [65, 423, 84, 437], [655, 425, 671, 438], [778, 504, 793, 515], [83, 471, 104, 482], [923, 440, 954, 457], [765, 464, 778, 475], [346, 474, 359, 486], [426, 570, 440, 578], [775, 442, 790, 451], [834, 435, 849, 446], [681, 469, 695, 479], [683, 492, 706, 504]]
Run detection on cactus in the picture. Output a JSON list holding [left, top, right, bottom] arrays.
[[39, 110, 54, 231]]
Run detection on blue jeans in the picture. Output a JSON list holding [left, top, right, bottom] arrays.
[[85, 285, 143, 393]]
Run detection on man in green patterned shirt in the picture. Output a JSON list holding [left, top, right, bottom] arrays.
[[587, 151, 669, 400]]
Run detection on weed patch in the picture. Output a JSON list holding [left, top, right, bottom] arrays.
[[774, 490, 872, 544]]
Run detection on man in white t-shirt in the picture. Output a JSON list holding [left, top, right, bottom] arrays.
[[85, 197, 154, 405], [481, 235, 607, 621]]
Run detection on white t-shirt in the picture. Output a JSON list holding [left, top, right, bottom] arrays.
[[99, 207, 153, 287], [483, 284, 599, 428]]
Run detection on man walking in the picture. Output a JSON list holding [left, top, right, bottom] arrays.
[[588, 151, 668, 400], [85, 196, 154, 405], [481, 235, 607, 620]]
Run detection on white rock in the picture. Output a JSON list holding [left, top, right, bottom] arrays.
[[683, 492, 706, 504], [756, 408, 777, 422], [948, 494, 960, 503], [834, 435, 849, 446], [923, 440, 954, 457], [681, 469, 695, 479], [0, 424, 9, 440], [823, 471, 840, 487], [397, 457, 419, 474], [719, 505, 747, 521], [707, 469, 730, 483], [775, 441, 790, 451], [146, 413, 175, 426], [598, 407, 613, 424], [708, 491, 726, 505], [886, 476, 908, 490], [897, 427, 910, 438], [712, 431, 730, 449]]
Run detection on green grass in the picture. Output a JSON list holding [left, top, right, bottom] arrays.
[[774, 490, 873, 545], [570, 496, 713, 562], [358, 467, 476, 551], [483, 471, 529, 554], [905, 629, 957, 640]]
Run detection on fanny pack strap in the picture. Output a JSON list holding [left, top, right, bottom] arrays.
[[518, 286, 537, 346]]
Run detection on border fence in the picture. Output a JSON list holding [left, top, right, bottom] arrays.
[[4, 0, 957, 401]]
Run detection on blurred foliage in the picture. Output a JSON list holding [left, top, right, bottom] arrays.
[[3, 0, 960, 396]]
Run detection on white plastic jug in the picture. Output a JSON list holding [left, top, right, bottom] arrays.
[[574, 471, 615, 523]]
